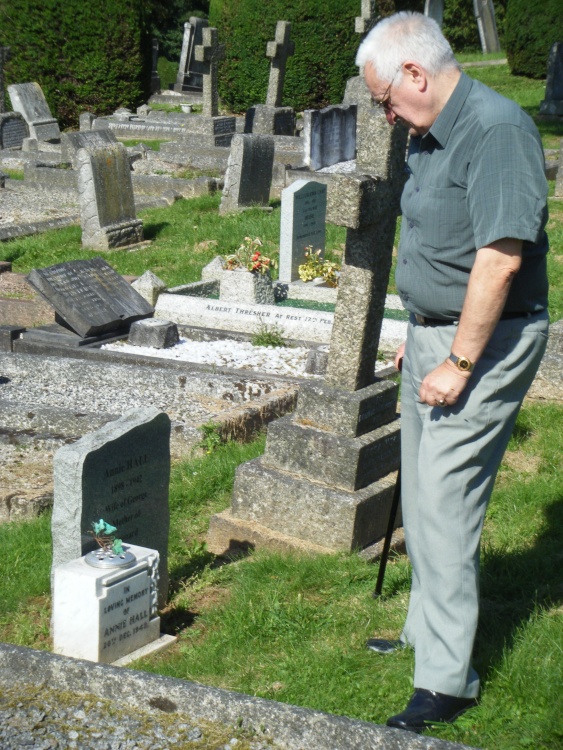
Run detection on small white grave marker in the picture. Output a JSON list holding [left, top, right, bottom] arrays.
[[279, 180, 327, 283]]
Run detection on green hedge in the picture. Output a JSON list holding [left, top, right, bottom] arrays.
[[505, 0, 563, 79], [0, 0, 151, 130], [208, 0, 359, 113]]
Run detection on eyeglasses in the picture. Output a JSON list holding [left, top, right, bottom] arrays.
[[371, 68, 401, 112]]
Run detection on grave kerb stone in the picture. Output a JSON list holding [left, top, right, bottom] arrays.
[[26, 257, 154, 339], [194, 26, 225, 118], [266, 21, 295, 108], [51, 407, 171, 607], [279, 180, 327, 283]]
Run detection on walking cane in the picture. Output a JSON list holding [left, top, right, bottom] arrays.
[[373, 464, 401, 598]]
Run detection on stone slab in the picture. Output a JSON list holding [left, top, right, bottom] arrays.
[[294, 378, 398, 437], [227, 458, 398, 550], [112, 633, 177, 666], [53, 543, 161, 663], [27, 257, 154, 338], [61, 129, 117, 167], [261, 415, 401, 492], [51, 407, 171, 605], [0, 643, 479, 750]]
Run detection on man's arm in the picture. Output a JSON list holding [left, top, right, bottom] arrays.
[[418, 237, 522, 407]]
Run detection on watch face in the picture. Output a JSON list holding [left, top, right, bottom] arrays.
[[457, 357, 472, 371]]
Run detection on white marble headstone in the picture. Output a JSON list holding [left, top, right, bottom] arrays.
[[279, 180, 327, 283]]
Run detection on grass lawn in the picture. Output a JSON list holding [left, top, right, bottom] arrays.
[[0, 60, 562, 749]]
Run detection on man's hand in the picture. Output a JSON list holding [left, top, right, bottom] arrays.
[[394, 341, 406, 372], [418, 358, 471, 407]]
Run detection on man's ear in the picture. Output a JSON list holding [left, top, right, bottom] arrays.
[[402, 62, 427, 91]]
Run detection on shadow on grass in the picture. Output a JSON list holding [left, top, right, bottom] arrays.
[[142, 222, 171, 241], [476, 494, 563, 682]]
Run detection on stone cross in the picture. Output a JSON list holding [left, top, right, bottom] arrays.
[[0, 46, 11, 114], [194, 26, 225, 118], [265, 21, 295, 108], [355, 0, 376, 36], [473, 0, 501, 54], [424, 0, 444, 27]]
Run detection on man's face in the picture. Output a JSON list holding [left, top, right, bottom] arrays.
[[364, 61, 428, 137]]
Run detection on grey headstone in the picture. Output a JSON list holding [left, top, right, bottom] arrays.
[[26, 257, 154, 338], [175, 18, 209, 92], [266, 21, 295, 108], [245, 105, 295, 136], [0, 112, 28, 149], [51, 407, 171, 607], [128, 318, 179, 349], [61, 129, 117, 168], [76, 141, 144, 250], [194, 27, 224, 118], [424, 0, 444, 26], [79, 112, 95, 131], [473, 0, 501, 54], [219, 134, 275, 214], [303, 105, 357, 171], [7, 82, 61, 142], [151, 37, 161, 93], [540, 42, 563, 116], [279, 180, 327, 283]]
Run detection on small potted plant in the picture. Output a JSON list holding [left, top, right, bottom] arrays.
[[220, 237, 277, 305], [298, 247, 340, 288], [84, 519, 136, 569]]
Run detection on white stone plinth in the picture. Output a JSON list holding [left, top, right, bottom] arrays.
[[53, 544, 161, 664]]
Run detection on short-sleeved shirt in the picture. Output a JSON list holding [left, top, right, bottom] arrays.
[[395, 72, 549, 319]]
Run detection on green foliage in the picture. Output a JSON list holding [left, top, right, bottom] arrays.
[[0, 0, 152, 129], [198, 421, 223, 454], [208, 0, 359, 113], [504, 0, 563, 79], [251, 321, 287, 348]]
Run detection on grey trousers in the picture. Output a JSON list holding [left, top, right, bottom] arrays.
[[399, 310, 549, 698]]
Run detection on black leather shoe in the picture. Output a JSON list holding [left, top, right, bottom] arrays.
[[366, 638, 405, 654], [387, 688, 478, 733]]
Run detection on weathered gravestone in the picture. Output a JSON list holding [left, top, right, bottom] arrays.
[[424, 0, 444, 26], [151, 38, 161, 94], [174, 17, 209, 93], [207, 113, 409, 555], [194, 26, 224, 118], [219, 134, 275, 215], [53, 543, 166, 664], [473, 0, 500, 54], [355, 0, 376, 36], [76, 140, 144, 250], [0, 111, 28, 149], [279, 180, 327, 283], [51, 407, 171, 607], [26, 256, 154, 344], [303, 105, 357, 171], [8, 81, 61, 142], [540, 42, 563, 117]]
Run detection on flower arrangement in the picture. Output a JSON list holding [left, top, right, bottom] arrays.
[[88, 518, 124, 555], [224, 237, 277, 276], [298, 247, 340, 288]]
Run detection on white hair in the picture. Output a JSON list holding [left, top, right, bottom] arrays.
[[355, 11, 459, 84]]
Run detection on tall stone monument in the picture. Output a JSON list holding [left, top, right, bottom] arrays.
[[473, 0, 500, 54], [194, 26, 224, 118], [208, 113, 409, 555], [539, 42, 563, 117], [0, 46, 10, 114], [174, 17, 209, 93], [424, 0, 444, 27]]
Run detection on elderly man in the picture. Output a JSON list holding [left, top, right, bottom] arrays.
[[355, 12, 549, 733]]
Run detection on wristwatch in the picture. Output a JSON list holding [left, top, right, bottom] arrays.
[[448, 353, 474, 372]]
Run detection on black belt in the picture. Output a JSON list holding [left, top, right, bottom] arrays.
[[413, 312, 532, 327]]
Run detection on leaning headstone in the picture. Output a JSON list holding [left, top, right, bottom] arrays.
[[219, 134, 275, 215], [279, 180, 327, 283], [26, 256, 154, 339], [424, 0, 444, 26], [0, 46, 10, 113], [0, 112, 28, 149], [51, 407, 171, 607], [53, 543, 165, 664], [194, 26, 224, 118], [128, 318, 179, 349], [76, 141, 144, 250], [303, 105, 357, 171], [540, 42, 563, 117], [473, 0, 501, 54], [266, 21, 295, 108], [7, 82, 61, 142]]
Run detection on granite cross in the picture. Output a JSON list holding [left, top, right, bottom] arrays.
[[355, 0, 376, 36], [194, 26, 225, 118], [265, 21, 295, 108]]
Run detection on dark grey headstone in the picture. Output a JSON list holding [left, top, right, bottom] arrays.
[[26, 257, 154, 338], [52, 407, 171, 607], [303, 105, 357, 171], [0, 112, 28, 149], [540, 42, 563, 116], [219, 134, 275, 214]]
